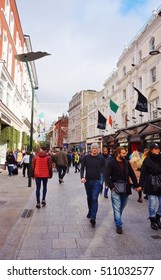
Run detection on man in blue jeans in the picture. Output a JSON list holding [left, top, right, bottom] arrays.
[[80, 143, 105, 227], [105, 147, 141, 234]]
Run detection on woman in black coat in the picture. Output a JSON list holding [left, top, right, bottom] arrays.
[[139, 143, 161, 230]]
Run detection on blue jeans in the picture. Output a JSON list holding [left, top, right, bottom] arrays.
[[85, 180, 101, 219], [8, 165, 14, 176], [111, 191, 128, 228], [148, 195, 161, 217], [35, 178, 48, 203]]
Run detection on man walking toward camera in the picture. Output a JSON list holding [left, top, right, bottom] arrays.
[[80, 143, 105, 227], [105, 146, 141, 234]]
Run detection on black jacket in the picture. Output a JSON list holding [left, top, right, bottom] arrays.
[[139, 153, 161, 195], [80, 154, 105, 181], [105, 158, 139, 195]]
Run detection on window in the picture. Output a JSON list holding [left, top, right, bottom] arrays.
[[111, 85, 114, 93], [138, 77, 142, 90], [123, 66, 126, 76], [123, 89, 126, 101], [2, 32, 8, 61], [138, 50, 142, 61], [150, 98, 159, 120], [9, 12, 14, 37], [150, 67, 156, 83], [149, 37, 155, 51]]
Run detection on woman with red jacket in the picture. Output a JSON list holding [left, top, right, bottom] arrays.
[[32, 146, 53, 208]]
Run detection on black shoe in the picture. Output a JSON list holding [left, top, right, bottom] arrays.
[[104, 195, 108, 198], [59, 179, 62, 184], [116, 227, 122, 234], [36, 203, 41, 209], [86, 212, 91, 219], [90, 219, 96, 227], [144, 195, 148, 200], [41, 200, 46, 207], [150, 217, 158, 230]]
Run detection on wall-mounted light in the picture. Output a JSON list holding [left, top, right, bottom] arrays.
[[102, 96, 105, 99], [149, 50, 161, 55], [131, 63, 136, 67]]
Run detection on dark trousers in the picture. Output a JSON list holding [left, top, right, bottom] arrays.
[[57, 165, 67, 180], [23, 163, 29, 177], [35, 177, 48, 203]]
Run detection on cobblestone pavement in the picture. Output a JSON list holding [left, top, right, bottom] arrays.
[[0, 166, 161, 260]]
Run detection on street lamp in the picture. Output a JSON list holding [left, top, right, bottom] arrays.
[[149, 50, 161, 55], [15, 51, 51, 187], [149, 49, 161, 111]]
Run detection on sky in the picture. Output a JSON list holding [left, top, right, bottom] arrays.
[[15, 0, 161, 128]]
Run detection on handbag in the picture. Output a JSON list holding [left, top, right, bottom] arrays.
[[150, 174, 161, 192], [113, 180, 126, 194]]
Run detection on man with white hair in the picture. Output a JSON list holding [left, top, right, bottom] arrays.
[[80, 143, 105, 227]]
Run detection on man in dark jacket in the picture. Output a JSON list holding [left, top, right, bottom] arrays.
[[105, 146, 140, 234], [55, 147, 68, 184], [139, 143, 161, 230], [80, 143, 105, 227]]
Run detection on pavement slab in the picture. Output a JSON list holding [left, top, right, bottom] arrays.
[[0, 166, 161, 260]]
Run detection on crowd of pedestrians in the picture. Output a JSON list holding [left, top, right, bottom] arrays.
[[5, 141, 161, 235]]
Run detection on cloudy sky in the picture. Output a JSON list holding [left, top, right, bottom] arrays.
[[16, 0, 161, 128]]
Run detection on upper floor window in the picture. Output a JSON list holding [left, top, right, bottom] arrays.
[[5, 0, 10, 24], [123, 89, 126, 101], [150, 98, 159, 120], [138, 50, 142, 61], [138, 77, 142, 90], [9, 12, 14, 37], [150, 67, 156, 83], [111, 85, 114, 94], [149, 37, 155, 52], [123, 66, 126, 76]]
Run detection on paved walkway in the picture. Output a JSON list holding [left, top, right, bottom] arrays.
[[0, 166, 161, 260]]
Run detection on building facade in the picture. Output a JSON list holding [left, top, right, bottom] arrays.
[[47, 7, 161, 154], [68, 90, 98, 152], [0, 0, 38, 165]]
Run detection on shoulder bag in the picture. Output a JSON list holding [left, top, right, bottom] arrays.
[[150, 174, 161, 192]]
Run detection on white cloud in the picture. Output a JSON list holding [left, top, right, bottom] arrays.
[[16, 0, 161, 127]]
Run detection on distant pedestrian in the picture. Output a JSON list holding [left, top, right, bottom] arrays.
[[129, 150, 143, 202], [100, 146, 113, 198], [74, 152, 80, 173], [6, 151, 17, 176], [139, 143, 161, 230], [66, 151, 72, 173], [80, 143, 105, 227], [55, 147, 68, 184], [32, 146, 53, 208], [105, 146, 140, 234], [22, 151, 30, 177], [16, 150, 23, 168]]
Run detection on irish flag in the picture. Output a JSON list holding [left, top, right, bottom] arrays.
[[109, 99, 119, 126]]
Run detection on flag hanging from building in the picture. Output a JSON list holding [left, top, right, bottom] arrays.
[[108, 99, 119, 126], [97, 110, 106, 130], [38, 112, 45, 132], [133, 87, 148, 112]]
